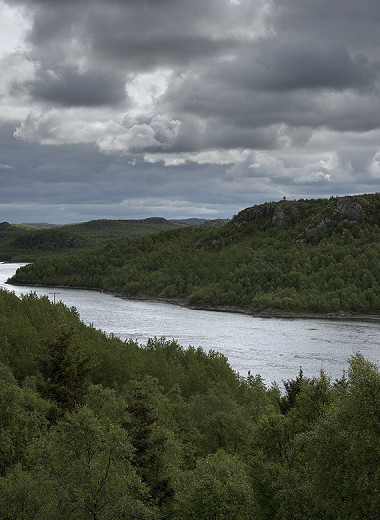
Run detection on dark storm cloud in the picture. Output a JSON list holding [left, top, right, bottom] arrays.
[[1, 0, 380, 223], [11, 0, 380, 90], [14, 0, 380, 129], [164, 36, 380, 139], [118, 113, 281, 154], [20, 0, 243, 69], [84, 0, 243, 68], [94, 36, 235, 70], [0, 120, 258, 221], [238, 40, 377, 92], [28, 67, 127, 107], [273, 0, 380, 50], [2, 113, 380, 223], [0, 121, 110, 204]]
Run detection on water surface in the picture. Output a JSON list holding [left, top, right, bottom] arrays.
[[1, 262, 379, 385]]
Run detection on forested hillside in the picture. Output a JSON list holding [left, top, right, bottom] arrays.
[[0, 289, 379, 519], [0, 218, 195, 261], [10, 194, 380, 315]]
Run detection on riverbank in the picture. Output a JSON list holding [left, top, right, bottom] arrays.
[[127, 297, 380, 322], [7, 279, 380, 323]]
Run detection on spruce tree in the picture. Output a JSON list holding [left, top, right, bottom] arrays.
[[37, 327, 90, 417]]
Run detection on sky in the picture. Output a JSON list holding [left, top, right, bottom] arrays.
[[1, 0, 380, 223]]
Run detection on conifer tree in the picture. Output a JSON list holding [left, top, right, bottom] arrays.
[[122, 382, 174, 513], [37, 327, 90, 417]]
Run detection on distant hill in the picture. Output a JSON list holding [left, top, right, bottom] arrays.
[[0, 226, 89, 262], [0, 216, 226, 262], [16, 223, 62, 229], [172, 218, 231, 227], [0, 221, 13, 231], [60, 218, 186, 244], [172, 218, 208, 226], [10, 194, 380, 315], [200, 218, 231, 228]]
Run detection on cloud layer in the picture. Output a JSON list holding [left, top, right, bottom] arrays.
[[1, 0, 380, 222]]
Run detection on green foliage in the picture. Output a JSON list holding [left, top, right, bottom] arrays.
[[122, 382, 185, 518], [37, 327, 91, 418], [0, 408, 157, 520], [0, 227, 89, 262], [0, 376, 49, 478], [10, 193, 380, 315], [0, 288, 379, 518], [0, 217, 206, 262], [279, 368, 307, 414], [0, 464, 56, 520], [175, 450, 254, 519], [245, 355, 380, 520], [299, 354, 380, 519]]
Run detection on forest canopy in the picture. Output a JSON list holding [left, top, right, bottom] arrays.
[[0, 217, 215, 262], [0, 288, 379, 519], [10, 194, 380, 315]]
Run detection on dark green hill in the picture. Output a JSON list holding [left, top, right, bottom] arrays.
[[9, 194, 380, 314], [172, 218, 208, 226], [0, 227, 90, 262], [16, 223, 62, 229], [0, 222, 14, 231], [60, 217, 186, 244], [0, 217, 227, 261], [0, 217, 194, 261]]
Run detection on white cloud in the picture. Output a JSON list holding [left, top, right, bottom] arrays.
[[0, 1, 31, 58], [144, 149, 251, 166], [368, 152, 380, 178], [126, 69, 172, 111]]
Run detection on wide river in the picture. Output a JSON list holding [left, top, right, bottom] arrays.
[[1, 262, 379, 385]]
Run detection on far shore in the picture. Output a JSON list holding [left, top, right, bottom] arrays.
[[6, 279, 380, 323]]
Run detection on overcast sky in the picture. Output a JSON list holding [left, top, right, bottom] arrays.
[[1, 0, 380, 223]]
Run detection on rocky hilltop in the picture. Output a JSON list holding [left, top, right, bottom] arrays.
[[0, 221, 13, 231], [233, 194, 379, 241]]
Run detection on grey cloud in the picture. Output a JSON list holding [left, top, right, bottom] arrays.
[[273, 0, 380, 50], [120, 114, 281, 154], [165, 54, 380, 137], [313, 93, 380, 133], [93, 36, 235, 70], [243, 40, 377, 92], [187, 123, 280, 152], [25, 4, 83, 46], [1, 115, 380, 223], [167, 77, 307, 130], [28, 67, 127, 107], [2, 0, 380, 224], [335, 149, 374, 176], [18, 0, 242, 69]]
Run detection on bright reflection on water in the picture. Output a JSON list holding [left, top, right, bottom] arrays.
[[1, 263, 379, 385]]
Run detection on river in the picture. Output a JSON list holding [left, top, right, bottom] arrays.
[[1, 262, 379, 385]]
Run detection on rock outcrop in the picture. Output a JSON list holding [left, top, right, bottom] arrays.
[[0, 221, 13, 231], [233, 199, 318, 228], [233, 195, 376, 241], [298, 196, 370, 241]]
